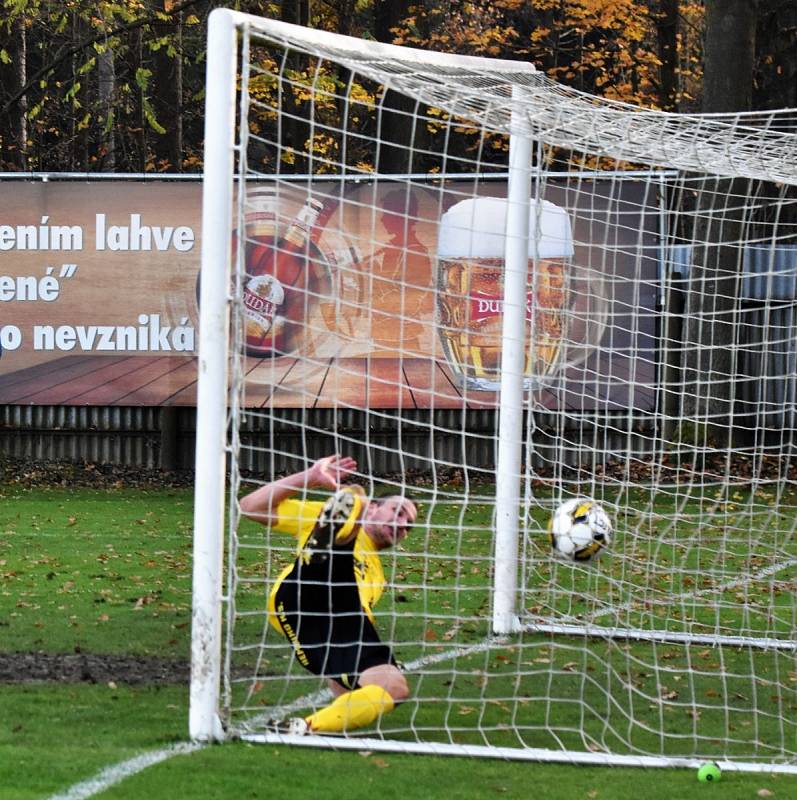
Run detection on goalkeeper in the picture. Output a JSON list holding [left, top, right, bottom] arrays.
[[240, 454, 418, 735]]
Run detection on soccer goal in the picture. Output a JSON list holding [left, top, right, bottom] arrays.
[[191, 8, 797, 774]]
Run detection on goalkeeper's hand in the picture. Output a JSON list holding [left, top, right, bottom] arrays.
[[308, 454, 357, 490]]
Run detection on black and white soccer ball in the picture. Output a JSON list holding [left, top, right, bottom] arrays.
[[548, 498, 612, 562]]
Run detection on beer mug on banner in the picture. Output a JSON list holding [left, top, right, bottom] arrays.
[[437, 196, 602, 392]]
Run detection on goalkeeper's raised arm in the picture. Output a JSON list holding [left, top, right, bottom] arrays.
[[239, 454, 418, 735], [239, 454, 357, 526]]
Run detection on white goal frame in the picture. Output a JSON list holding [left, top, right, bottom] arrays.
[[191, 8, 797, 775], [189, 6, 541, 743]]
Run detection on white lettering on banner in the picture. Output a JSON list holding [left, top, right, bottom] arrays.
[[0, 215, 195, 252], [470, 291, 536, 324], [95, 214, 195, 252], [0, 216, 83, 251], [476, 298, 502, 314], [32, 315, 195, 353], [0, 325, 22, 350], [0, 266, 73, 302]]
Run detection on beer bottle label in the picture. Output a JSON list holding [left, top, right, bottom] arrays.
[[243, 274, 286, 334]]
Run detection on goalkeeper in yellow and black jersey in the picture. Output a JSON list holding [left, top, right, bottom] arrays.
[[239, 454, 417, 736]]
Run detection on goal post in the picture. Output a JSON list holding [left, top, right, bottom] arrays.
[[492, 85, 535, 636], [189, 8, 238, 742], [191, 8, 797, 773]]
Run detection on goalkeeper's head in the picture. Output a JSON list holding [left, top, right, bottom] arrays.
[[361, 494, 418, 550]]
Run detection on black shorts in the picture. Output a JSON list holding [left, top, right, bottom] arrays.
[[272, 546, 396, 689]]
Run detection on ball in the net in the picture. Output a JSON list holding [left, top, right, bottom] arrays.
[[697, 762, 721, 782]]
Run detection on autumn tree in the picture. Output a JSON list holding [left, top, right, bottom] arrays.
[[0, 2, 792, 175], [0, 0, 207, 172]]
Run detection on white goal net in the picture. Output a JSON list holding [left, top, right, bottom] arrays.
[[191, 9, 797, 773]]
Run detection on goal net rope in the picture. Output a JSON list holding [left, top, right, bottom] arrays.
[[191, 10, 797, 773]]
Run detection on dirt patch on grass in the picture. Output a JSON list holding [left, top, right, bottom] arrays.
[[0, 651, 190, 685]]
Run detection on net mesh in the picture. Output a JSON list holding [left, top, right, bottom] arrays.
[[216, 15, 797, 766]]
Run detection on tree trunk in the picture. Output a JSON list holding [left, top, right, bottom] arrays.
[[656, 0, 678, 111], [71, 11, 89, 171], [98, 43, 117, 171], [153, 5, 183, 171], [702, 0, 757, 114], [333, 0, 355, 171], [0, 15, 27, 169], [374, 0, 419, 175], [681, 0, 758, 450], [280, 0, 311, 174], [136, 29, 147, 173]]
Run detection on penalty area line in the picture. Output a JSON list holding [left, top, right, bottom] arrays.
[[46, 742, 205, 800]]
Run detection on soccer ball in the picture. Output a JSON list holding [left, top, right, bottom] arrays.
[[548, 498, 612, 562]]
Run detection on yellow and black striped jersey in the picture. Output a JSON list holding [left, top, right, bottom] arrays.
[[266, 494, 386, 630]]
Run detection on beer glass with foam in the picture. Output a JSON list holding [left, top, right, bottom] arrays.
[[437, 196, 594, 392]]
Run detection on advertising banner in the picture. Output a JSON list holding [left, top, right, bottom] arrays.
[[0, 179, 658, 409]]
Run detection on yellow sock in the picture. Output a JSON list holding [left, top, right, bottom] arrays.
[[306, 685, 395, 733]]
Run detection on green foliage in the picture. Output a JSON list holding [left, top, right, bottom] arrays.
[[64, 81, 81, 102]]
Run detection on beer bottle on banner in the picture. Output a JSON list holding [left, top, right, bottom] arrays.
[[243, 197, 325, 357]]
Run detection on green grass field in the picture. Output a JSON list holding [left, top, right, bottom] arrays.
[[1, 483, 796, 799]]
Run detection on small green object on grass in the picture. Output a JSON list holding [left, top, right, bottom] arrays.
[[697, 762, 721, 783]]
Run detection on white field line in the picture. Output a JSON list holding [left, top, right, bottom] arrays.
[[583, 555, 797, 624], [48, 636, 505, 799], [46, 742, 205, 800]]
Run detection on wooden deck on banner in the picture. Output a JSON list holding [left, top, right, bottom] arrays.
[[0, 355, 498, 409], [241, 355, 497, 409], [0, 354, 653, 410], [0, 355, 201, 406]]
